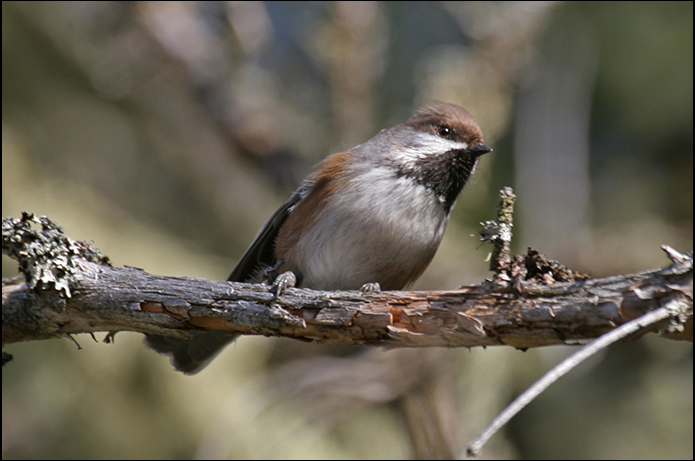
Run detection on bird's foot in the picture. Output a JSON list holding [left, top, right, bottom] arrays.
[[272, 271, 297, 297], [359, 282, 381, 293]]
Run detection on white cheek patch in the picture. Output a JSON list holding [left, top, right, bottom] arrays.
[[396, 132, 469, 167]]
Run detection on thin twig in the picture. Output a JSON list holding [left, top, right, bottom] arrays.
[[466, 298, 688, 458]]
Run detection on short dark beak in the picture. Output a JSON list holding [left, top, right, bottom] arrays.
[[468, 144, 493, 158]]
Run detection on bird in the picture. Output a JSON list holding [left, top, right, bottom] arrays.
[[145, 101, 492, 374]]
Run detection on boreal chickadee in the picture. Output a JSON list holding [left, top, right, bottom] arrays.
[[146, 101, 492, 374]]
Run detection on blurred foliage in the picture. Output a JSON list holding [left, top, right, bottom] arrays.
[[2, 1, 692, 459]]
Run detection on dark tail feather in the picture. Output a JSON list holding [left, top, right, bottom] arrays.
[[144, 331, 238, 375]]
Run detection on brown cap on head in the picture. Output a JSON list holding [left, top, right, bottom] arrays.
[[405, 101, 487, 148]]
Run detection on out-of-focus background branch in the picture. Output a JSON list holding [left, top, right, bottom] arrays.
[[2, 2, 692, 459]]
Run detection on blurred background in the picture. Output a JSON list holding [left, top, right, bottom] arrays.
[[2, 1, 692, 459]]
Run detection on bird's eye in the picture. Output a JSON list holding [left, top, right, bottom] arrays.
[[437, 125, 452, 138]]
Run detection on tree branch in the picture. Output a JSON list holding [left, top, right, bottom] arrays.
[[3, 214, 692, 352]]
